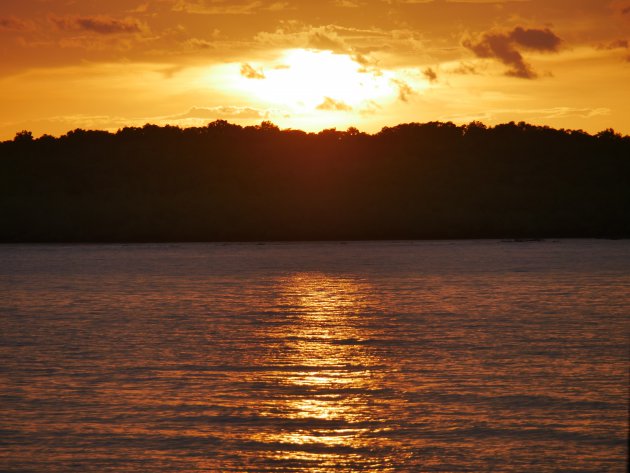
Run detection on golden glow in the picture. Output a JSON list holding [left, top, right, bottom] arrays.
[[234, 49, 398, 112], [248, 273, 397, 470]]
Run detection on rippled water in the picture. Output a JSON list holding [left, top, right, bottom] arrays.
[[1, 240, 628, 472]]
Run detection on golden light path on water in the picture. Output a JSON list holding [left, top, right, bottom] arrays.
[[252, 273, 397, 471]]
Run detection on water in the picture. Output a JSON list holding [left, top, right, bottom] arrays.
[[0, 240, 628, 472]]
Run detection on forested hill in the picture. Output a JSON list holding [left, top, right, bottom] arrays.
[[1, 120, 628, 242]]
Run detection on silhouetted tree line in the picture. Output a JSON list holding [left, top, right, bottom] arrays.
[[1, 120, 628, 241]]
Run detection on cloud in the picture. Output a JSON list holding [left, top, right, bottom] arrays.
[[255, 23, 349, 53], [611, 0, 630, 15], [52, 16, 143, 34], [509, 27, 561, 51], [174, 106, 270, 119], [253, 22, 416, 58], [316, 97, 352, 111], [391, 78, 415, 102], [353, 53, 371, 67], [352, 53, 384, 75], [423, 67, 438, 82], [267, 2, 290, 11], [359, 99, 382, 116], [0, 17, 29, 31], [611, 39, 629, 49], [451, 62, 480, 75], [334, 0, 361, 6], [172, 0, 289, 15], [595, 38, 630, 62], [253, 22, 431, 67], [185, 39, 213, 49], [463, 26, 561, 79], [597, 39, 629, 50], [173, 0, 258, 15], [308, 29, 347, 51], [240, 63, 265, 79], [184, 36, 220, 49], [504, 106, 611, 120]]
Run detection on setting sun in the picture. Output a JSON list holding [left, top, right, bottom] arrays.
[[235, 49, 400, 112]]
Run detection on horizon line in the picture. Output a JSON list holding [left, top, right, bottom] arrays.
[[5, 119, 629, 142]]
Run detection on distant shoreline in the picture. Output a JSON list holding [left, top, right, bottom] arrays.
[[2, 120, 628, 243]]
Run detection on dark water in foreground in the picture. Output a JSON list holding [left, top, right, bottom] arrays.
[[0, 240, 628, 472]]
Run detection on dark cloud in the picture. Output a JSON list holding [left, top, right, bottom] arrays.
[[316, 97, 352, 111], [390, 78, 415, 102], [423, 67, 438, 83], [509, 27, 561, 51], [240, 63, 265, 79], [463, 26, 561, 79], [53, 16, 142, 34]]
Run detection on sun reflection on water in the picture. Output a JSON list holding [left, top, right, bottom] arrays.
[[252, 273, 397, 470]]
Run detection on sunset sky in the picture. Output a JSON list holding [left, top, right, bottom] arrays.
[[1, 0, 629, 139]]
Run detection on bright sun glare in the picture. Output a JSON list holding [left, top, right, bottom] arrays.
[[235, 49, 398, 113]]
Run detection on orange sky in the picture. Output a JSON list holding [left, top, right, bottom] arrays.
[[1, 0, 629, 139]]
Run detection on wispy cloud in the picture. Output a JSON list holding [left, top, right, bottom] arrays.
[[333, 0, 361, 7], [255, 23, 349, 53], [0, 17, 29, 31], [173, 106, 270, 119], [451, 62, 481, 75], [596, 38, 629, 50], [52, 16, 143, 35], [316, 97, 352, 111], [172, 0, 289, 15], [240, 63, 265, 79]]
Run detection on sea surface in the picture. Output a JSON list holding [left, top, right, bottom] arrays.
[[0, 240, 628, 472]]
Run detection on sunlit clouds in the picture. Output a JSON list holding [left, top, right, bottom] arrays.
[[0, 0, 628, 138], [230, 49, 417, 126]]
